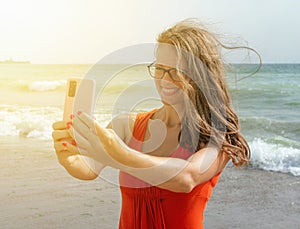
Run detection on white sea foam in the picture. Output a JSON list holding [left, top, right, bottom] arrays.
[[250, 138, 300, 176], [0, 105, 112, 140], [0, 105, 62, 140], [28, 80, 66, 92]]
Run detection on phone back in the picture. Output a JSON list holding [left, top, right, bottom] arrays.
[[63, 78, 96, 121]]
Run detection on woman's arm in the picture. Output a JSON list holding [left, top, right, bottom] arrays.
[[99, 128, 227, 192], [73, 112, 229, 192], [124, 149, 227, 193]]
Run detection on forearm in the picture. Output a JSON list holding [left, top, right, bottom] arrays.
[[106, 140, 192, 192], [123, 153, 192, 192], [105, 137, 220, 192]]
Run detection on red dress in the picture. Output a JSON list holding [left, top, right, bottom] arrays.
[[119, 110, 221, 229]]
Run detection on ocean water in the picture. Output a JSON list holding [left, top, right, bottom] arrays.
[[0, 63, 299, 176]]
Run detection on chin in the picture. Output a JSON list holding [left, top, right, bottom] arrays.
[[159, 93, 184, 106]]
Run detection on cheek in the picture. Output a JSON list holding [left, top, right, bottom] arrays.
[[154, 78, 185, 89], [155, 81, 186, 105], [154, 78, 160, 88], [154, 79, 161, 94]]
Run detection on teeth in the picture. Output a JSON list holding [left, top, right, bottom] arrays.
[[161, 87, 178, 95]]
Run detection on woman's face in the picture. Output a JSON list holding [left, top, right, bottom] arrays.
[[153, 64, 185, 106], [154, 44, 188, 106]]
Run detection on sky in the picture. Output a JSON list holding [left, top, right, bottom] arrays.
[[0, 0, 299, 64]]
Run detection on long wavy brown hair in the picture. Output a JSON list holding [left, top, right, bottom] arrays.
[[157, 19, 260, 167]]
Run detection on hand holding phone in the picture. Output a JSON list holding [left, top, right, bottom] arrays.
[[63, 78, 105, 174]]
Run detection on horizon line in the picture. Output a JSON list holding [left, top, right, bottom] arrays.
[[10, 62, 300, 65]]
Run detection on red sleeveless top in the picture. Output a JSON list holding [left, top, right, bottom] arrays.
[[119, 110, 221, 229]]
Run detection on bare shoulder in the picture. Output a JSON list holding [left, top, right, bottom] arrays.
[[106, 113, 137, 144]]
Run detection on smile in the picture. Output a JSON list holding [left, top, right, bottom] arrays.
[[160, 87, 180, 96]]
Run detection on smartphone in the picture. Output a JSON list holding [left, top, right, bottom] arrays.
[[63, 78, 96, 121]]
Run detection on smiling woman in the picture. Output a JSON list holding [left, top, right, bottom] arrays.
[[51, 18, 257, 228]]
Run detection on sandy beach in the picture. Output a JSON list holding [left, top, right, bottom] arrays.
[[1, 136, 299, 229]]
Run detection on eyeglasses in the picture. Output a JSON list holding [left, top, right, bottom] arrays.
[[147, 62, 186, 82]]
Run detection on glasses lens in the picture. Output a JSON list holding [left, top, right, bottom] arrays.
[[148, 66, 155, 77], [168, 69, 180, 81], [155, 67, 166, 78], [148, 64, 185, 81], [149, 65, 164, 78]]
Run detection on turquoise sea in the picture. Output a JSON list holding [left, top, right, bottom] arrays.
[[0, 63, 299, 176]]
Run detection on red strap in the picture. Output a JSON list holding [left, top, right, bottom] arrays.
[[129, 109, 157, 151]]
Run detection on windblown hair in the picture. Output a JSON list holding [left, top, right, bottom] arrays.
[[157, 19, 259, 167]]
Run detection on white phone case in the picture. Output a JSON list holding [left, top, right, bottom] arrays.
[[63, 78, 96, 121]]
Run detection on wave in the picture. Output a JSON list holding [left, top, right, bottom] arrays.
[[1, 105, 299, 177], [28, 80, 66, 92], [4, 80, 67, 92], [0, 105, 112, 140], [0, 105, 63, 140], [249, 138, 300, 176]]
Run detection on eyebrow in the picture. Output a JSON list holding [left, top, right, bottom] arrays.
[[154, 63, 175, 69]]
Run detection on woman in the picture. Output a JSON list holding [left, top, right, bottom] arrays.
[[52, 19, 251, 228]]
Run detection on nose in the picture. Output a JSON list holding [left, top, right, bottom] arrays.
[[161, 70, 174, 82], [159, 74, 177, 88]]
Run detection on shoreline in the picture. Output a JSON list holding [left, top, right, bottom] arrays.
[[0, 137, 299, 228]]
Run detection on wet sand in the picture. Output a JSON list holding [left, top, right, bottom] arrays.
[[1, 137, 299, 228]]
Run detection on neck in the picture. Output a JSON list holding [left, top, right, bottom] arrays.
[[154, 104, 184, 127]]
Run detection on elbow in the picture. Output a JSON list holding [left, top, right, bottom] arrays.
[[178, 170, 197, 193], [180, 180, 196, 193], [167, 173, 196, 193], [171, 181, 195, 193]]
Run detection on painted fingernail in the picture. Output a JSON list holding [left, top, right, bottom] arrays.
[[71, 139, 77, 146], [70, 114, 74, 119], [66, 122, 73, 129], [62, 142, 67, 147], [77, 111, 82, 115]]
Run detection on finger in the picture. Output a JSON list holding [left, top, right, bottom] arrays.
[[66, 124, 75, 139], [76, 112, 109, 141], [73, 115, 96, 140], [67, 125, 91, 150], [52, 129, 71, 141], [76, 111, 113, 149], [52, 121, 67, 130], [54, 141, 74, 154], [76, 112, 96, 132], [54, 141, 88, 155], [94, 121, 110, 141]]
